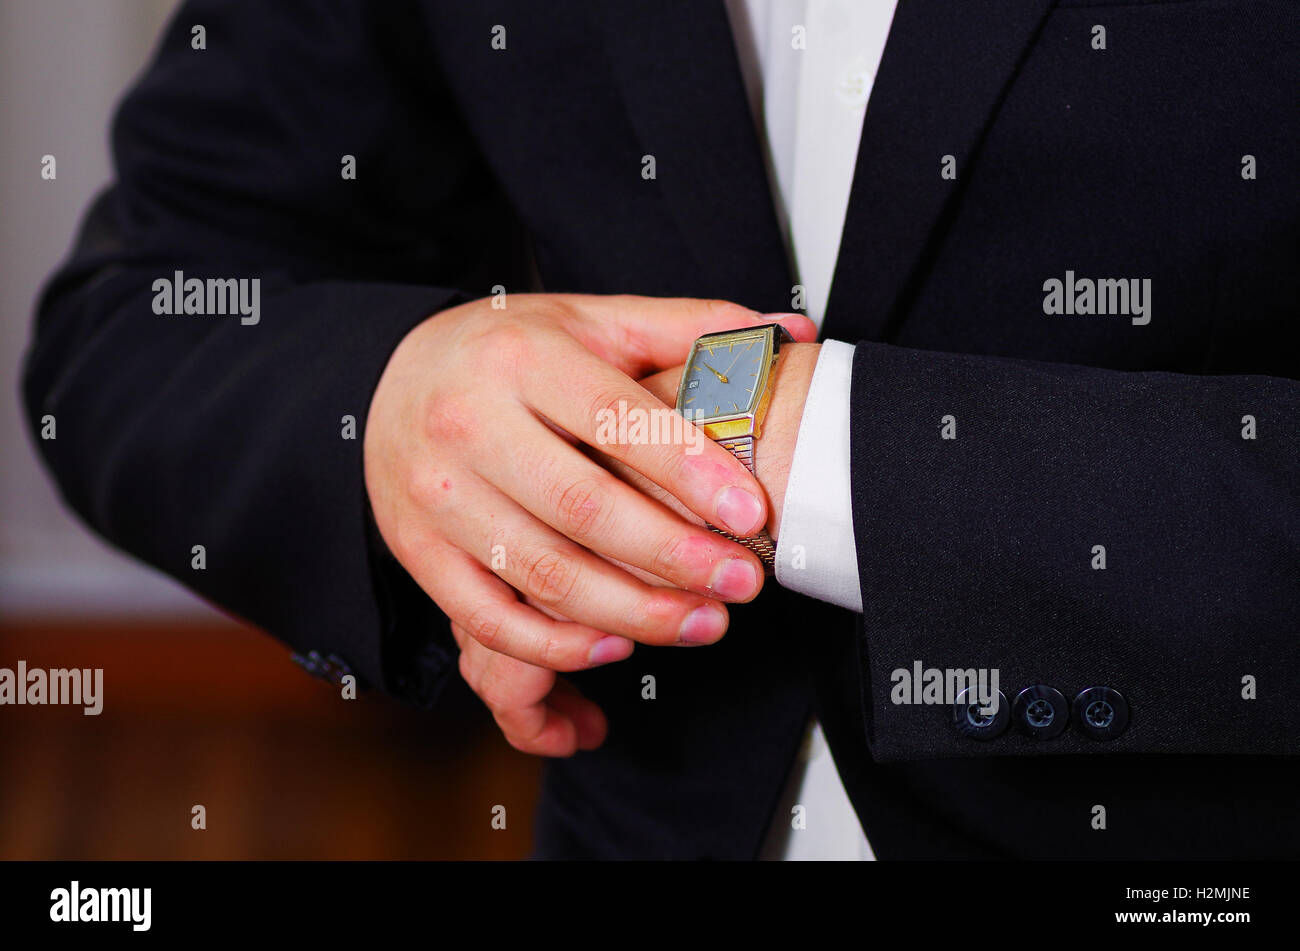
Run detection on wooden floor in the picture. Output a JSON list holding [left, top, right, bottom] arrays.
[[0, 616, 541, 860]]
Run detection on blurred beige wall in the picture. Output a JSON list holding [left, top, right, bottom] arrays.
[[0, 0, 213, 617]]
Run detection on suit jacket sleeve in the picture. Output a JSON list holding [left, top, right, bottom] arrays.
[[848, 340, 1300, 760], [22, 0, 523, 706]]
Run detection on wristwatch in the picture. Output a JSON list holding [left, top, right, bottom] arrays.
[[674, 322, 794, 573]]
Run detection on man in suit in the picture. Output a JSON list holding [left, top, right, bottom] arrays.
[[25, 0, 1299, 859]]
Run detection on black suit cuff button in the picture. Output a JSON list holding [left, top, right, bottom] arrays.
[[291, 649, 355, 687], [953, 687, 1010, 740], [1012, 684, 1069, 739], [1073, 686, 1130, 740]]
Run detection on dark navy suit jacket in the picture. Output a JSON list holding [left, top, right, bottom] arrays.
[[25, 0, 1299, 858]]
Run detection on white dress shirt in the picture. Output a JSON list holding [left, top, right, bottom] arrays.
[[724, 0, 900, 860]]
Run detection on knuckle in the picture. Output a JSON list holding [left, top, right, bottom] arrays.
[[464, 603, 507, 653], [530, 295, 576, 328], [606, 309, 647, 368], [654, 439, 694, 490], [422, 393, 476, 444], [649, 533, 688, 580], [703, 299, 755, 325], [549, 476, 610, 541], [650, 532, 708, 581], [635, 591, 686, 641], [536, 633, 565, 671], [479, 319, 536, 375], [522, 548, 579, 606], [582, 385, 632, 436]]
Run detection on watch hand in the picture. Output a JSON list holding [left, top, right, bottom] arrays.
[[700, 361, 729, 384]]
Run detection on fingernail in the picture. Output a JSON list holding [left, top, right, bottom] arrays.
[[709, 558, 759, 601], [715, 486, 763, 536], [678, 605, 727, 645], [587, 636, 634, 666]]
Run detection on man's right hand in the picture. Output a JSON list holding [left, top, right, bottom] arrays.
[[363, 293, 815, 753]]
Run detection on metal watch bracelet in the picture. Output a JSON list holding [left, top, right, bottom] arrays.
[[710, 434, 776, 574]]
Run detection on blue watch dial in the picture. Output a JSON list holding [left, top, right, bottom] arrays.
[[680, 332, 768, 421]]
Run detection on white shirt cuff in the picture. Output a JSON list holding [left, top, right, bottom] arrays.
[[773, 339, 862, 612]]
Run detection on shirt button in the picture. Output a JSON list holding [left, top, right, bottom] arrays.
[[835, 55, 873, 108]]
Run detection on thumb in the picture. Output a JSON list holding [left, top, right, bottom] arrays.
[[556, 294, 818, 376]]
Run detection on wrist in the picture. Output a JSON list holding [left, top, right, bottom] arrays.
[[751, 342, 819, 542], [630, 340, 819, 545]]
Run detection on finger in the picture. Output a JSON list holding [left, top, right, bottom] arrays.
[[410, 538, 635, 670], [491, 673, 607, 756], [459, 630, 606, 756], [515, 335, 771, 538], [574, 448, 712, 588], [460, 631, 554, 710], [440, 471, 735, 645], [520, 594, 575, 622], [546, 678, 608, 750], [553, 294, 817, 376], [454, 626, 596, 757], [494, 696, 581, 757], [472, 414, 764, 604]]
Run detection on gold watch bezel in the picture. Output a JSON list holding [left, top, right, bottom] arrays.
[[675, 325, 780, 441]]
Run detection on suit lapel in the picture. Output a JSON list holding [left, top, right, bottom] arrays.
[[595, 1, 794, 312], [821, 0, 1057, 344]]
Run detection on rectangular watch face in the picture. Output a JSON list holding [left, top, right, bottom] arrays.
[[676, 328, 775, 437]]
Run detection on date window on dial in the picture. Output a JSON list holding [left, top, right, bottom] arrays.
[[686, 379, 699, 389]]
